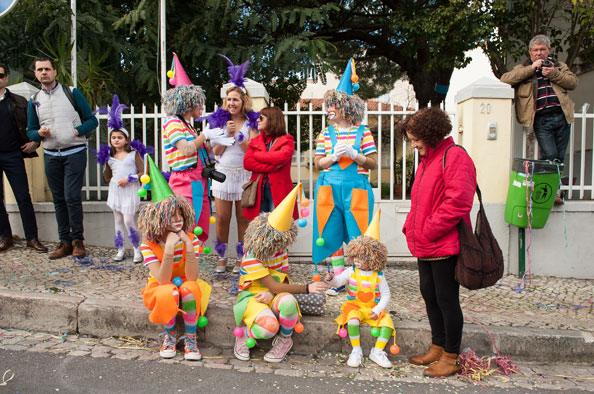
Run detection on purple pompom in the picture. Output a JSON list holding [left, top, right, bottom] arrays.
[[246, 110, 259, 130], [90, 144, 111, 165], [114, 231, 124, 249], [161, 171, 171, 182], [130, 140, 155, 157], [215, 238, 227, 258], [128, 227, 140, 248], [198, 107, 230, 129], [127, 174, 138, 183], [236, 242, 244, 260]]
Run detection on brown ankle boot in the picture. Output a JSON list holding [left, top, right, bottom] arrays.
[[49, 242, 73, 260], [409, 344, 443, 365], [423, 351, 461, 377], [72, 239, 86, 258]]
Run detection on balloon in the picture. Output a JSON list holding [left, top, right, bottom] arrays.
[[370, 327, 380, 337], [297, 218, 307, 228], [353, 83, 360, 91], [172, 277, 183, 288], [169, 77, 176, 86], [316, 238, 325, 247], [167, 70, 174, 78], [390, 344, 400, 355], [312, 273, 321, 282], [193, 226, 203, 236], [246, 338, 256, 348], [197, 316, 208, 327], [233, 327, 244, 337], [351, 75, 359, 83], [209, 216, 216, 224], [294, 322, 304, 333], [203, 246, 211, 254], [301, 198, 310, 207], [137, 188, 147, 197], [338, 328, 348, 338], [140, 174, 150, 184], [301, 208, 310, 218]]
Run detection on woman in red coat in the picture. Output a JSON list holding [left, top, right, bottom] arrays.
[[401, 107, 477, 378], [243, 107, 298, 220]]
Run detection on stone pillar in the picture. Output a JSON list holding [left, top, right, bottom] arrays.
[[455, 77, 514, 203], [3, 82, 53, 203], [220, 78, 269, 111]]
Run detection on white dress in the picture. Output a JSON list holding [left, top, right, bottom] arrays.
[[208, 121, 252, 201], [106, 151, 141, 215]]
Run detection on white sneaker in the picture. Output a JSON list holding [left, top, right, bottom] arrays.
[[159, 331, 178, 358], [232, 263, 241, 274], [369, 347, 393, 368], [215, 259, 226, 273], [326, 285, 345, 296], [113, 249, 125, 261], [133, 248, 143, 263], [347, 347, 363, 368]]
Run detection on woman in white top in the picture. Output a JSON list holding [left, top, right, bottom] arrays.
[[203, 86, 259, 273]]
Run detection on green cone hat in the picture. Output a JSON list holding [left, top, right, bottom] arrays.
[[145, 153, 174, 202]]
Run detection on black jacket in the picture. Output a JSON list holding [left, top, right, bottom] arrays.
[[5, 88, 38, 158]]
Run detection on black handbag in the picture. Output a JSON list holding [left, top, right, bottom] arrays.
[[443, 145, 504, 290]]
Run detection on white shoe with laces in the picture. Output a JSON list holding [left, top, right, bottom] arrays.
[[182, 334, 202, 361], [347, 347, 363, 368], [369, 347, 393, 368], [113, 249, 125, 261], [159, 331, 178, 358], [215, 258, 226, 273], [133, 248, 143, 263], [263, 335, 293, 363]]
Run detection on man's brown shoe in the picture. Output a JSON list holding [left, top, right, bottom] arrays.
[[0, 237, 14, 251], [49, 242, 73, 260], [72, 239, 86, 258], [26, 238, 49, 252]]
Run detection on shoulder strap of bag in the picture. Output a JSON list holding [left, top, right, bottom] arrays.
[[442, 143, 484, 212], [62, 85, 83, 123]]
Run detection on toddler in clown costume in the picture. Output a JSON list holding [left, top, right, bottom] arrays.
[[93, 94, 147, 263], [139, 154, 211, 360], [233, 184, 328, 362], [313, 58, 378, 296], [325, 209, 396, 368]]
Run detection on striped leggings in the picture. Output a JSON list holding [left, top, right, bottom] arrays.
[[244, 293, 299, 339]]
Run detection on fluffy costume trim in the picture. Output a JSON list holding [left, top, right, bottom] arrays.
[[323, 89, 365, 124], [236, 241, 244, 259], [345, 235, 387, 272], [95, 94, 129, 136], [161, 171, 171, 182], [218, 54, 249, 89], [199, 107, 230, 129], [137, 195, 196, 242], [130, 140, 155, 157], [215, 238, 227, 258], [162, 85, 206, 116], [114, 231, 124, 249], [244, 212, 297, 261], [90, 144, 111, 165], [245, 110, 259, 130], [128, 227, 141, 248]]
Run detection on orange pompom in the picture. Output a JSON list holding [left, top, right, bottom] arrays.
[[351, 75, 359, 83], [312, 273, 321, 282], [390, 344, 400, 355], [198, 246, 204, 254], [301, 198, 310, 207], [294, 322, 304, 333]]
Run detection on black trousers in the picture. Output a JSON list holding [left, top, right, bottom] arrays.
[[418, 256, 463, 354], [0, 150, 39, 240]]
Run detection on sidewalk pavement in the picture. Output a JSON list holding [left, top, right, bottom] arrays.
[[0, 238, 592, 364]]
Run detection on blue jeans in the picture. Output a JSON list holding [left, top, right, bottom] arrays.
[[44, 149, 87, 242], [534, 112, 571, 163], [0, 150, 39, 240]]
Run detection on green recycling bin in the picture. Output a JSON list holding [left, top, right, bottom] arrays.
[[504, 158, 560, 229]]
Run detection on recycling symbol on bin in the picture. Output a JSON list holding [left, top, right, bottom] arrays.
[[532, 184, 553, 204]]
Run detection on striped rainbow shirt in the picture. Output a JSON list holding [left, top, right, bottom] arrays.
[[140, 236, 201, 267], [238, 250, 289, 291], [315, 125, 377, 175], [346, 269, 383, 304], [162, 117, 198, 171]]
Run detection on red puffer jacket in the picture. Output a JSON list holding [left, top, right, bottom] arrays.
[[243, 133, 298, 221], [402, 137, 477, 258]]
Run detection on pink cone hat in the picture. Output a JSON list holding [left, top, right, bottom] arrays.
[[169, 53, 192, 87]]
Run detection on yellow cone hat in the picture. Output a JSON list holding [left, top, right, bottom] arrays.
[[364, 208, 381, 240], [268, 184, 300, 232]]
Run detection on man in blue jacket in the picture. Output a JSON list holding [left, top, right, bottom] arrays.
[[27, 58, 98, 259]]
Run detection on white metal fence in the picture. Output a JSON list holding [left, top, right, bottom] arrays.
[[520, 103, 593, 200], [87, 102, 452, 202]]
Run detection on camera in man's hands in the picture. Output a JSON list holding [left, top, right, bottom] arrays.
[[202, 162, 226, 183], [541, 57, 553, 68]]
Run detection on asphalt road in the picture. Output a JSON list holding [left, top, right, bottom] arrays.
[[0, 349, 590, 394]]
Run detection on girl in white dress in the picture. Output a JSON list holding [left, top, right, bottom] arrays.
[[95, 95, 144, 262]]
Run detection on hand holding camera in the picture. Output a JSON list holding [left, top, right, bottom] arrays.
[[202, 162, 226, 183]]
